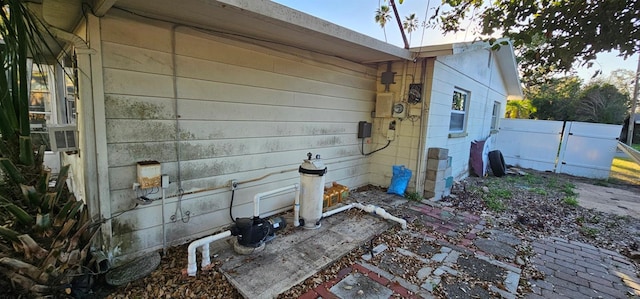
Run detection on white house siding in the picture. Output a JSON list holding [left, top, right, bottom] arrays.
[[423, 49, 509, 180], [367, 48, 510, 191], [99, 12, 377, 264]]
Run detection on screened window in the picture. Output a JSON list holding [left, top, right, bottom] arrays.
[[449, 88, 469, 133]]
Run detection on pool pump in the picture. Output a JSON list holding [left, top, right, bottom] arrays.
[[230, 216, 286, 254]]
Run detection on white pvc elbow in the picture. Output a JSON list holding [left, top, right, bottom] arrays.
[[186, 230, 232, 276]]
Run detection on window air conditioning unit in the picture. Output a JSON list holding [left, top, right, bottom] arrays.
[[48, 125, 78, 152]]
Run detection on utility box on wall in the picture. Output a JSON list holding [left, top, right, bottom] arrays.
[[137, 161, 161, 189], [375, 93, 394, 118], [358, 121, 372, 138]]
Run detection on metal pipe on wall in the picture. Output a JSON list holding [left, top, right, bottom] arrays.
[[171, 24, 183, 189], [415, 58, 428, 195]]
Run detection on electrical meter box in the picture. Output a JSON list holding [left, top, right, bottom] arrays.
[[137, 161, 161, 189], [358, 121, 372, 138]]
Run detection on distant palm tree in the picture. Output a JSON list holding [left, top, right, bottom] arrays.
[[375, 5, 392, 42], [506, 100, 536, 119], [403, 13, 418, 46]]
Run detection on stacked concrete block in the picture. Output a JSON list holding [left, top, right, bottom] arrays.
[[424, 147, 453, 200]]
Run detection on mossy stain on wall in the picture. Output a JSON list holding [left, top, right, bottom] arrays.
[[111, 218, 135, 252], [105, 95, 168, 120]]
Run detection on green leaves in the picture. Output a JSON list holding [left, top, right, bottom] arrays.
[[0, 194, 34, 226], [0, 157, 26, 184], [0, 1, 95, 295], [425, 0, 640, 81]]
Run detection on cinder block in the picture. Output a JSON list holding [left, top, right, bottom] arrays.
[[424, 179, 446, 192], [424, 190, 436, 198], [424, 189, 444, 200], [426, 169, 447, 181], [427, 147, 449, 160], [445, 166, 452, 177], [427, 159, 448, 170], [424, 191, 445, 201], [445, 176, 454, 188]]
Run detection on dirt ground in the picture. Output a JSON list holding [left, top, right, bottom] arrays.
[[98, 164, 640, 298], [445, 168, 640, 258]]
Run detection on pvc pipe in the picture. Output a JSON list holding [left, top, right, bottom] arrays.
[[186, 230, 231, 276], [317, 202, 407, 229], [253, 184, 298, 218], [162, 188, 166, 256], [352, 203, 407, 229], [321, 203, 354, 218], [293, 188, 301, 227]]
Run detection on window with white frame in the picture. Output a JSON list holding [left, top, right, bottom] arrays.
[[28, 59, 77, 151], [449, 88, 469, 133], [491, 101, 500, 130], [29, 65, 55, 151]]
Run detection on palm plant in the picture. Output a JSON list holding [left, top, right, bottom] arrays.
[[375, 5, 392, 42], [505, 99, 536, 119], [402, 13, 418, 46], [0, 0, 97, 296]]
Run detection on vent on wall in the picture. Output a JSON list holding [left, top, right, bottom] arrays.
[[48, 125, 78, 152]]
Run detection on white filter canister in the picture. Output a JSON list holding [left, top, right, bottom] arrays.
[[298, 154, 327, 229]]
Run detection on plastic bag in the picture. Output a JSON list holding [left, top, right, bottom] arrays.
[[387, 165, 412, 196]]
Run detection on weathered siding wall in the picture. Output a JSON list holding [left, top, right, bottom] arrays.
[[423, 49, 508, 180], [367, 48, 511, 191], [99, 12, 377, 263], [367, 61, 424, 190]]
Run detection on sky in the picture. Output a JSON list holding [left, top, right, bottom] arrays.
[[272, 0, 639, 85]]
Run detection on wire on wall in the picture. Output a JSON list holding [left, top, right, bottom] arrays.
[[360, 138, 391, 156], [170, 189, 191, 223]]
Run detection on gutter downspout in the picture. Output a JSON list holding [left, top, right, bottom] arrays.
[[415, 58, 428, 195]]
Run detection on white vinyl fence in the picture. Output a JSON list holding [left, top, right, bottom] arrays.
[[495, 119, 622, 179]]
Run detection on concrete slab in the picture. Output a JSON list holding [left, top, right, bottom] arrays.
[[330, 272, 393, 299], [474, 238, 517, 259], [487, 230, 522, 246], [441, 281, 491, 298], [212, 208, 390, 298], [575, 182, 640, 218], [457, 255, 507, 283]]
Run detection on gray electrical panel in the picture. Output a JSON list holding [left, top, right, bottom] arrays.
[[358, 121, 372, 138]]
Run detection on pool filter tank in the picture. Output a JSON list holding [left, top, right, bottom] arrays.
[[298, 152, 327, 229]]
